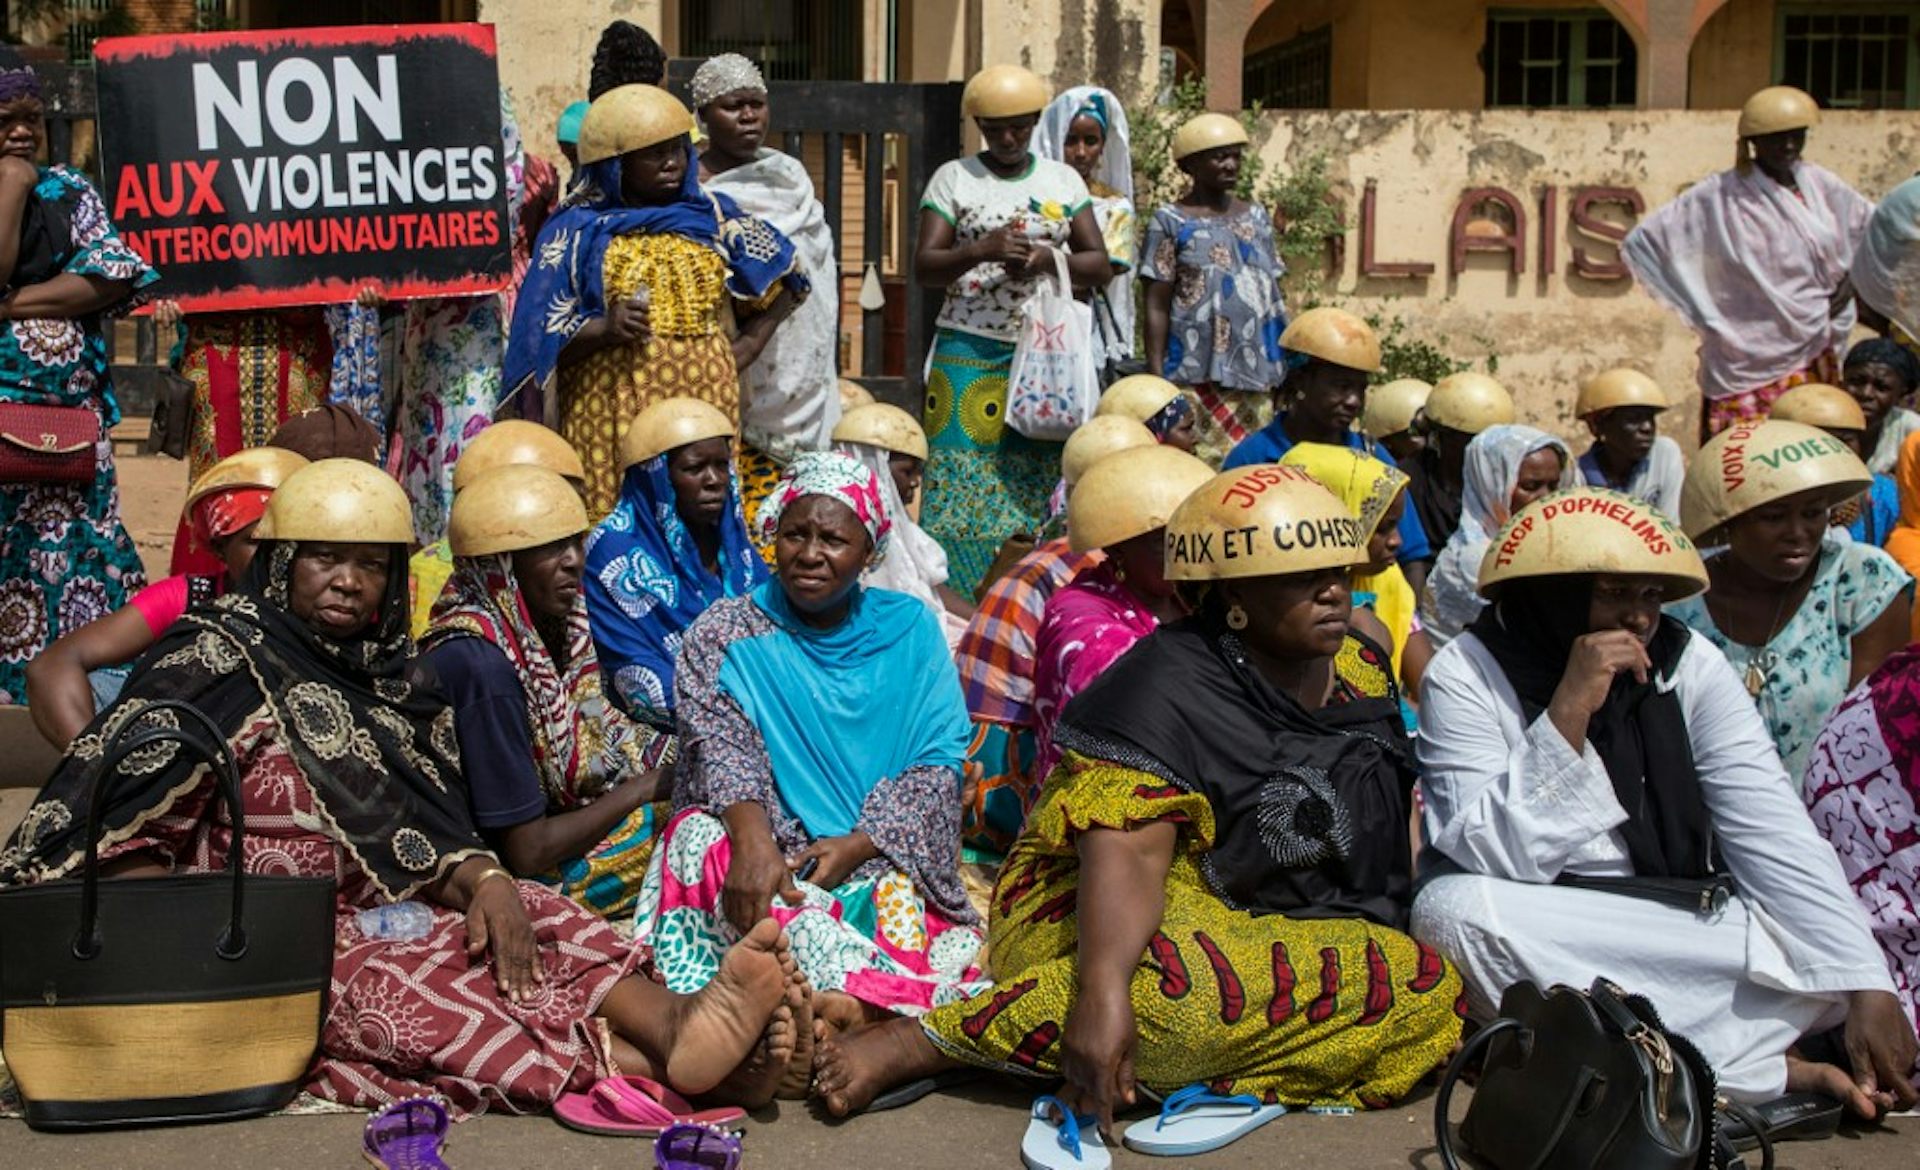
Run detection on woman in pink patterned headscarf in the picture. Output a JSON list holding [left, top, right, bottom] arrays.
[[1805, 648, 1920, 1084]]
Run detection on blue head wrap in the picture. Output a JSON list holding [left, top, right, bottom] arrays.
[[556, 101, 591, 145]]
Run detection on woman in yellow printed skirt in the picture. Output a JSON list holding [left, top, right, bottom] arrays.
[[504, 84, 807, 518], [813, 464, 1463, 1130]]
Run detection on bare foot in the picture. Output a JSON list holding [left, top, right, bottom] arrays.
[[814, 989, 872, 1042], [1788, 1052, 1879, 1118], [708, 998, 796, 1109], [811, 1014, 960, 1117], [777, 973, 817, 1099], [664, 917, 792, 1096]]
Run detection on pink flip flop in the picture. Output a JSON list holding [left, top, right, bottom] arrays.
[[553, 1075, 748, 1137]]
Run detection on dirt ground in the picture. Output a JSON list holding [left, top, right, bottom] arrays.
[[1, 449, 1917, 1167]]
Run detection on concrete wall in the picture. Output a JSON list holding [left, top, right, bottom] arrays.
[[1250, 107, 1919, 446], [480, 0, 666, 163]]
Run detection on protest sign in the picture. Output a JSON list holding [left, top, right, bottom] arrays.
[[94, 24, 510, 311]]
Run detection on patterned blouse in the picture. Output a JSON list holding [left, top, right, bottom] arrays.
[[672, 594, 975, 922], [1670, 533, 1912, 789], [1141, 201, 1288, 393]]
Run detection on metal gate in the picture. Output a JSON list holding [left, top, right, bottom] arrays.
[[664, 64, 963, 411]]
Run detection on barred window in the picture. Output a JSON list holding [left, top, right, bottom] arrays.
[[1778, 4, 1918, 110], [1484, 9, 1638, 109]]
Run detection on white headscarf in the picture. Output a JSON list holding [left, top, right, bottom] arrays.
[[1853, 175, 1920, 343], [1421, 425, 1577, 648], [1032, 86, 1135, 361]]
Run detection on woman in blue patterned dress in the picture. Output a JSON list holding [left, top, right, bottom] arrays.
[[0, 55, 157, 701]]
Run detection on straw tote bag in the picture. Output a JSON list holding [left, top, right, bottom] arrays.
[[0, 700, 336, 1130]]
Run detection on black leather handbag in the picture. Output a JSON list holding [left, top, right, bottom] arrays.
[[0, 700, 336, 1130], [1434, 978, 1773, 1170]]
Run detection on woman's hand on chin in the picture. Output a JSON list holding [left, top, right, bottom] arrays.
[[464, 870, 545, 1005]]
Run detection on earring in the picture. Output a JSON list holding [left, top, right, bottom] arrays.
[[1112, 563, 1127, 583], [1225, 603, 1249, 631]]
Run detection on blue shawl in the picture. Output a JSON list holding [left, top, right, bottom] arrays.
[[502, 140, 806, 421], [584, 454, 768, 725], [718, 580, 970, 840]]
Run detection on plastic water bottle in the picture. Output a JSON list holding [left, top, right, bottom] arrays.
[[354, 901, 434, 942]]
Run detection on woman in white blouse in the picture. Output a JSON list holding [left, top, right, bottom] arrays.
[[1412, 486, 1916, 1118]]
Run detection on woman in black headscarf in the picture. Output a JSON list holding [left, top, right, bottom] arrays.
[[1413, 485, 1918, 1120], [1, 458, 806, 1112]]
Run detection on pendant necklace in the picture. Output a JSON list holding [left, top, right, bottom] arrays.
[[1742, 588, 1795, 699]]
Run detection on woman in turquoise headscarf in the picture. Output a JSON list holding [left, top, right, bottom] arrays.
[[633, 451, 986, 1026]]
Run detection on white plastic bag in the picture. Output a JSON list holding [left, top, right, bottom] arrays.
[[1005, 249, 1099, 441]]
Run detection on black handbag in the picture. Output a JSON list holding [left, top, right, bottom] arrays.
[[144, 368, 196, 460], [0, 699, 336, 1130], [1090, 290, 1145, 388], [1434, 978, 1773, 1170]]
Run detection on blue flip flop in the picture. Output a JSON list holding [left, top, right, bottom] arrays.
[[1021, 1095, 1112, 1170], [1121, 1084, 1288, 1156]]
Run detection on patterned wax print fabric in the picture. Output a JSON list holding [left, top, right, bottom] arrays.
[[1141, 202, 1288, 394], [168, 309, 332, 575], [1703, 348, 1842, 439], [640, 586, 982, 1014], [503, 141, 807, 518], [395, 294, 508, 543], [921, 328, 1061, 595], [423, 552, 675, 918], [1671, 533, 1912, 788], [0, 165, 156, 702], [919, 754, 1463, 1106], [1802, 647, 1920, 1069], [584, 453, 769, 725]]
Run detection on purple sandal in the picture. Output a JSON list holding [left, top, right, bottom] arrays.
[[364, 1096, 452, 1170], [654, 1122, 743, 1170]]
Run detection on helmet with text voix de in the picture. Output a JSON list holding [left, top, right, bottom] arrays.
[[1069, 445, 1215, 554], [1680, 419, 1871, 545], [1477, 486, 1707, 603], [448, 465, 590, 557], [1164, 464, 1371, 581], [255, 457, 414, 545]]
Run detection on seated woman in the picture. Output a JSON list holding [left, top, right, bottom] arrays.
[[1804, 649, 1920, 1086], [1768, 384, 1900, 547], [1093, 373, 1198, 453], [813, 465, 1464, 1126], [408, 419, 587, 640], [1841, 337, 1920, 476], [1281, 442, 1433, 698], [1669, 420, 1911, 787], [505, 84, 808, 516], [1420, 424, 1574, 649], [585, 398, 768, 725], [1414, 486, 1916, 1115], [417, 464, 671, 920], [636, 451, 985, 1034], [832, 402, 975, 644], [1572, 367, 1686, 521], [25, 447, 305, 749], [1031, 444, 1213, 781], [0, 458, 807, 1113]]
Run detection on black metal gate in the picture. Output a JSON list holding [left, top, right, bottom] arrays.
[[34, 63, 172, 418], [664, 64, 962, 411]]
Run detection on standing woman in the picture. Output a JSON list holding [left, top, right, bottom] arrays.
[[0, 54, 156, 703], [914, 64, 1110, 595], [1670, 420, 1911, 787], [505, 85, 809, 518], [1141, 113, 1288, 460], [1033, 85, 1136, 374], [584, 398, 768, 727], [693, 53, 842, 515], [1420, 425, 1576, 649], [1624, 86, 1871, 439]]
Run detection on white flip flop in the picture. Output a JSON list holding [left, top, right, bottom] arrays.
[[1021, 1095, 1112, 1170], [1121, 1084, 1288, 1156]]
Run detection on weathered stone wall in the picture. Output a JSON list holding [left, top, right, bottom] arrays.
[[1251, 107, 1920, 447]]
